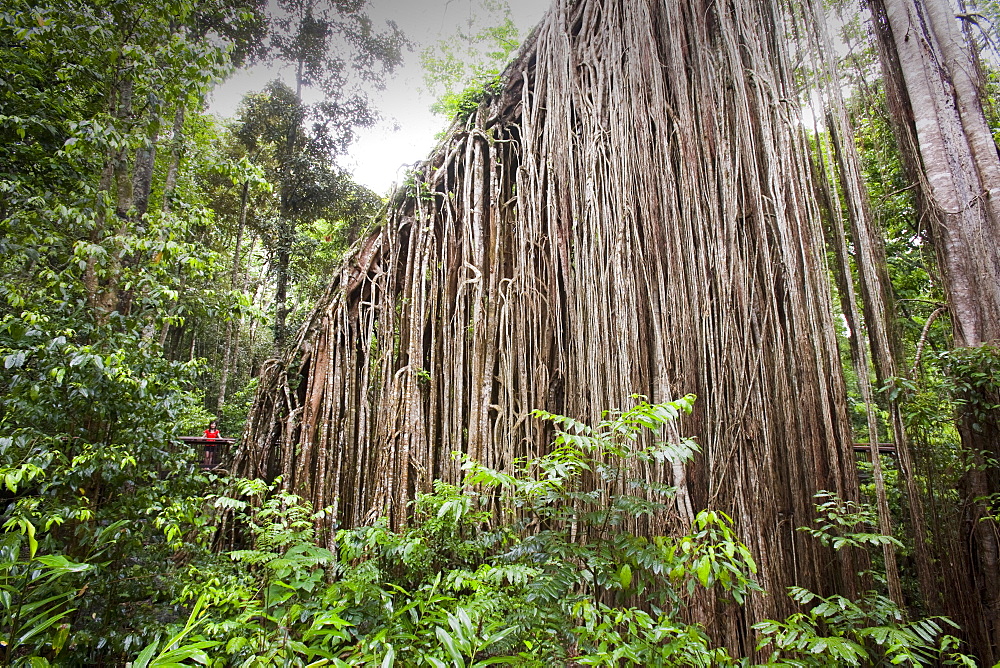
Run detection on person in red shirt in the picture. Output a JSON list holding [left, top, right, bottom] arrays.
[[203, 421, 221, 467]]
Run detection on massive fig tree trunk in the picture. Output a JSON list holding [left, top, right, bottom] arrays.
[[234, 0, 864, 650]]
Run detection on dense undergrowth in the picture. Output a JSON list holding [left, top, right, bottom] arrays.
[[0, 361, 980, 665]]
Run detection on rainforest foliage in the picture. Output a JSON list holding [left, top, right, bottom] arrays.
[[0, 391, 980, 665], [1, 0, 1000, 665]]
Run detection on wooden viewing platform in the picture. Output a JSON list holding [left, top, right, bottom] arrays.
[[179, 437, 237, 446], [180, 436, 236, 469], [853, 443, 896, 454]]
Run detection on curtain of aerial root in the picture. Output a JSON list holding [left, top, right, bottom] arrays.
[[784, 0, 921, 608], [233, 0, 859, 644]]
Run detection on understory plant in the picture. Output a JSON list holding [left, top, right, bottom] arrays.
[[0, 314, 222, 664], [162, 395, 765, 666], [0, 531, 90, 665], [754, 492, 978, 666], [3, 389, 983, 665]]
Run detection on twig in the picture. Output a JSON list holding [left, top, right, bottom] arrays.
[[879, 183, 918, 199]]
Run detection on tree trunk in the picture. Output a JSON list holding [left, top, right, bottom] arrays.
[[234, 0, 862, 654], [162, 106, 185, 213], [814, 131, 904, 608], [877, 0, 1000, 347], [871, 0, 1000, 658], [85, 75, 133, 324], [131, 117, 160, 220], [273, 221, 291, 353], [115, 114, 161, 317], [218, 181, 250, 410]]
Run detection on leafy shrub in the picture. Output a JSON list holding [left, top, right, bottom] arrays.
[[755, 492, 977, 666], [0, 315, 215, 663]]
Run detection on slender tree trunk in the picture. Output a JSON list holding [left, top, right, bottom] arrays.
[[162, 106, 185, 213], [115, 114, 161, 317], [131, 117, 159, 220], [271, 61, 305, 354], [827, 116, 937, 608], [814, 135, 904, 607], [159, 273, 186, 349], [218, 181, 250, 410], [85, 75, 133, 324], [273, 221, 291, 353]]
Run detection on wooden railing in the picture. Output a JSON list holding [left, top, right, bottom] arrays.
[[852, 443, 896, 455], [179, 436, 236, 469]]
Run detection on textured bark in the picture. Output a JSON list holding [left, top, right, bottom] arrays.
[[234, 0, 862, 652], [869, 0, 1000, 659], [162, 106, 185, 213], [272, 231, 292, 352], [131, 120, 159, 220], [85, 76, 134, 323], [876, 0, 1000, 347], [815, 122, 904, 608]]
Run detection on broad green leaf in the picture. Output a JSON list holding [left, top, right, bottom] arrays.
[[35, 554, 90, 573], [618, 563, 633, 589], [436, 626, 465, 665], [696, 558, 712, 587]]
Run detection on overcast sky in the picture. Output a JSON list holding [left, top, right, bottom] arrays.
[[208, 0, 549, 195]]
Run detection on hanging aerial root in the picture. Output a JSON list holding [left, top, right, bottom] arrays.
[[233, 0, 862, 653]]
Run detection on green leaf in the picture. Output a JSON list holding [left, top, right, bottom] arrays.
[[436, 626, 465, 665], [696, 558, 712, 587], [4, 351, 25, 369], [16, 607, 75, 645], [23, 520, 38, 558], [127, 644, 165, 668], [35, 554, 90, 573], [617, 563, 633, 589]]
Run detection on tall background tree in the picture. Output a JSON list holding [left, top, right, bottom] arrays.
[[233, 81, 381, 352], [152, 0, 403, 408], [262, 0, 404, 350], [866, 0, 1000, 653]]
